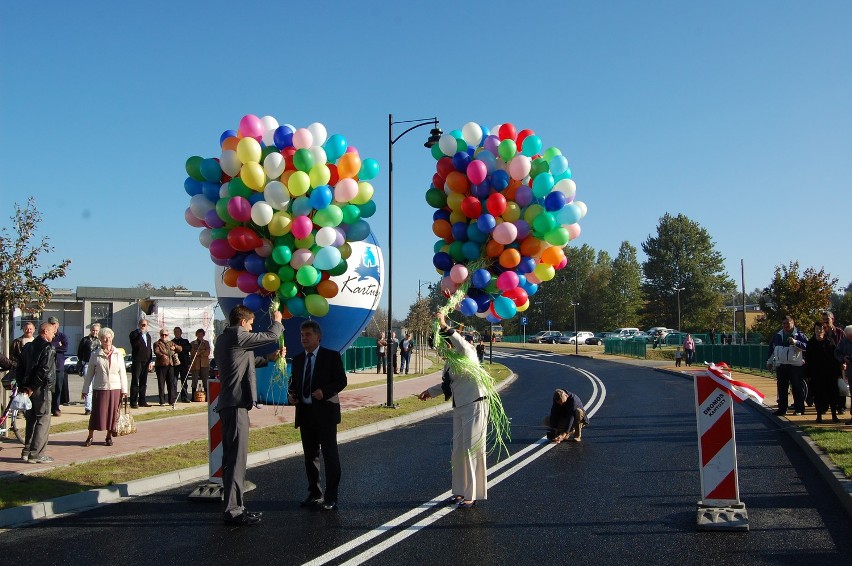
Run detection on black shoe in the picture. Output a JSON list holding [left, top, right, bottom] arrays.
[[321, 501, 338, 511], [245, 510, 263, 518], [223, 513, 261, 526], [773, 410, 786, 416], [140, 403, 152, 407], [300, 496, 323, 508], [130, 404, 138, 409]]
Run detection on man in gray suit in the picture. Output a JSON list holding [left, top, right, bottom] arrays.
[[214, 305, 285, 526]]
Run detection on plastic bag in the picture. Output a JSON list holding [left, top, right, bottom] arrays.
[[10, 392, 32, 411], [838, 378, 850, 397]]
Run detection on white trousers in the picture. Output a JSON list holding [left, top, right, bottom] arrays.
[[451, 400, 488, 501]]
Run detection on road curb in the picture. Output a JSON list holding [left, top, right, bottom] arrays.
[[653, 366, 852, 519], [0, 371, 517, 529]]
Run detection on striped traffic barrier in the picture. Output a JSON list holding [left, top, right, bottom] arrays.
[[693, 363, 762, 531], [188, 378, 222, 500]]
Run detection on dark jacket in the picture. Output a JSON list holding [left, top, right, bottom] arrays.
[[51, 331, 69, 368], [288, 346, 347, 428], [805, 338, 841, 380], [549, 389, 585, 432], [172, 336, 192, 366], [18, 336, 57, 391], [214, 321, 283, 411], [129, 328, 153, 363], [77, 334, 99, 369]]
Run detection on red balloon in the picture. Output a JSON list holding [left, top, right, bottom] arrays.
[[486, 193, 507, 216], [432, 173, 444, 188], [498, 123, 517, 141], [516, 129, 534, 150], [228, 226, 262, 252], [436, 156, 455, 179], [327, 163, 339, 186], [503, 287, 529, 307], [460, 196, 482, 218], [282, 147, 297, 171]]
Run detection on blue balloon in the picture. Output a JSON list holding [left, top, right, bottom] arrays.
[[433, 209, 451, 222], [550, 155, 569, 176], [471, 268, 491, 289], [466, 223, 488, 243], [493, 296, 517, 319], [358, 200, 377, 218], [184, 177, 203, 197], [462, 241, 481, 260], [479, 126, 490, 144], [309, 185, 333, 210], [471, 181, 491, 199], [544, 191, 566, 212], [249, 192, 266, 205], [557, 204, 582, 225], [518, 256, 537, 274], [459, 297, 478, 317], [451, 222, 468, 242], [346, 219, 371, 242], [291, 196, 314, 217], [523, 282, 539, 296], [201, 158, 222, 182], [452, 151, 471, 172], [486, 312, 501, 323], [244, 253, 266, 275], [477, 214, 496, 233], [477, 151, 497, 173], [433, 251, 453, 271], [202, 182, 221, 201], [324, 134, 347, 162], [273, 125, 294, 149], [220, 129, 237, 145], [286, 296, 306, 316], [243, 293, 262, 311], [227, 253, 247, 271], [491, 170, 510, 191]]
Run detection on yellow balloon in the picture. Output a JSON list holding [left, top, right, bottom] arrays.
[[261, 273, 281, 292], [236, 137, 261, 164], [516, 299, 530, 312], [502, 201, 521, 222], [523, 204, 545, 224], [534, 262, 556, 282], [339, 242, 352, 259], [449, 210, 467, 225], [240, 162, 266, 191], [446, 192, 465, 211], [295, 234, 315, 249], [351, 181, 374, 205], [309, 163, 331, 188], [268, 212, 292, 236], [287, 171, 311, 196]]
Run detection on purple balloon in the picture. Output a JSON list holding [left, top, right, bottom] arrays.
[[484, 135, 500, 155], [514, 220, 531, 240], [211, 255, 229, 266], [515, 185, 533, 208], [205, 209, 225, 229]]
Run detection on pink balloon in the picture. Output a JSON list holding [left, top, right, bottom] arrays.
[[292, 128, 313, 149], [184, 208, 205, 228], [556, 257, 568, 269], [441, 276, 458, 296], [238, 114, 264, 141], [227, 196, 252, 223], [334, 178, 359, 202], [567, 223, 582, 240], [492, 222, 518, 245], [237, 271, 260, 293], [209, 239, 236, 260], [466, 160, 487, 185], [290, 248, 314, 269], [291, 215, 313, 239], [497, 271, 519, 291], [526, 272, 542, 284], [255, 238, 273, 257], [450, 264, 468, 284]]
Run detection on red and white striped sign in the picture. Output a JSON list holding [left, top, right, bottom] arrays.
[[694, 370, 740, 505], [207, 378, 223, 483]]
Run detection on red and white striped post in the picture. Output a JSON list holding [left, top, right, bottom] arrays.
[[693, 363, 760, 531], [188, 378, 223, 500]]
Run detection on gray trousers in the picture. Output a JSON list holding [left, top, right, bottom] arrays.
[[220, 406, 249, 519], [24, 387, 53, 458]]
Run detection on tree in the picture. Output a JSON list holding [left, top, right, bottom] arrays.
[[831, 281, 851, 327], [0, 198, 71, 356], [641, 213, 734, 331], [136, 282, 189, 292], [753, 261, 838, 339], [602, 242, 643, 327]]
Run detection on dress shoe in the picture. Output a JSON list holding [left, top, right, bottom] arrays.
[[300, 496, 323, 508], [52, 410, 61, 417], [321, 501, 338, 511], [223, 513, 261, 526], [140, 403, 152, 407], [245, 510, 263, 518], [130, 404, 138, 409], [457, 500, 476, 509]]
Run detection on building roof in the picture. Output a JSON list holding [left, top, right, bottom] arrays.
[[75, 287, 212, 300]]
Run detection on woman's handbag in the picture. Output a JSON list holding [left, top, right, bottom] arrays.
[[116, 397, 137, 436], [838, 377, 851, 397], [171, 352, 181, 366]]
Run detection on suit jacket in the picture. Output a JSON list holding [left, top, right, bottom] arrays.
[[214, 321, 283, 411], [129, 329, 153, 363], [288, 346, 347, 428]]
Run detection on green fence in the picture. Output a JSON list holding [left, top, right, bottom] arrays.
[[343, 336, 378, 372], [603, 338, 647, 358], [694, 344, 768, 372]]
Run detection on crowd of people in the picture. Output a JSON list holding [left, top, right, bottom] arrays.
[[375, 331, 415, 375]]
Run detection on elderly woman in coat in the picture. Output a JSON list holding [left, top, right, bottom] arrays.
[[82, 327, 128, 446]]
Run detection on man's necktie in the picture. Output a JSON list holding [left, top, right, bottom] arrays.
[[302, 352, 313, 400]]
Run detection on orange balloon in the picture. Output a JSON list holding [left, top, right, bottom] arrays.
[[541, 245, 565, 267], [520, 236, 544, 257], [486, 240, 505, 257], [499, 248, 521, 268], [280, 170, 295, 184], [445, 171, 470, 194], [281, 306, 293, 319], [503, 180, 522, 201], [337, 152, 362, 179], [317, 280, 339, 299], [432, 219, 452, 240], [222, 136, 239, 151], [222, 268, 241, 288]]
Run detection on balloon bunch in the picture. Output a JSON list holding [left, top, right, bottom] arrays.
[[425, 121, 588, 322], [183, 114, 379, 317]]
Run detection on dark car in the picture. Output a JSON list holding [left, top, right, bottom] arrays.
[[585, 332, 608, 345]]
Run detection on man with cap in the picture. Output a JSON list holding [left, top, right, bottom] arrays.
[[47, 316, 69, 417]]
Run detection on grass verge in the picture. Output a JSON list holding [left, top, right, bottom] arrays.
[[0, 363, 510, 510], [800, 425, 852, 478]]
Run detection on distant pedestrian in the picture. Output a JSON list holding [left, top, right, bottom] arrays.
[[675, 347, 683, 367], [77, 323, 101, 416], [476, 342, 485, 363], [833, 326, 852, 425], [154, 328, 178, 408], [18, 322, 57, 464], [128, 319, 153, 408], [709, 329, 716, 345], [216, 305, 285, 525], [822, 311, 846, 415], [81, 327, 128, 446], [172, 327, 191, 402], [400, 333, 414, 374], [189, 329, 211, 400], [544, 388, 587, 443], [767, 315, 808, 416], [48, 316, 69, 416], [288, 320, 347, 512], [376, 331, 387, 374], [805, 322, 841, 423], [390, 331, 400, 374], [682, 334, 696, 366]]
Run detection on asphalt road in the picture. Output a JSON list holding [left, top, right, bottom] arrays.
[[2, 350, 850, 565]]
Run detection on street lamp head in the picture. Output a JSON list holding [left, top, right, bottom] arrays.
[[424, 125, 442, 148]]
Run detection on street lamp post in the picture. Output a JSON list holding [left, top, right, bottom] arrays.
[[674, 287, 685, 333], [386, 114, 441, 408], [571, 302, 579, 355]]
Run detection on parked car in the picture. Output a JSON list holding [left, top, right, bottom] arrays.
[[585, 332, 608, 345], [632, 331, 652, 342], [124, 354, 133, 372], [559, 331, 594, 344], [528, 331, 561, 343], [613, 327, 640, 338], [64, 355, 80, 374]]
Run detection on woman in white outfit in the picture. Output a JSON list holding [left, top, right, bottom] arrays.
[[418, 312, 489, 508], [81, 328, 128, 446]]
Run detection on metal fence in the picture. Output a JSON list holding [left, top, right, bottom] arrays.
[[343, 336, 378, 372], [694, 344, 769, 372], [603, 338, 647, 358]]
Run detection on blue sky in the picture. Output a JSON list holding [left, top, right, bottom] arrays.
[[2, 1, 850, 321]]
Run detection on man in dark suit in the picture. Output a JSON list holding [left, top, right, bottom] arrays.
[[215, 305, 284, 526], [128, 318, 153, 408], [287, 320, 347, 511]]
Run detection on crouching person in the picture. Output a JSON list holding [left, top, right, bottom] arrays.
[[544, 389, 587, 443]]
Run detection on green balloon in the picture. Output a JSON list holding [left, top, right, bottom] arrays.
[[274, 234, 296, 248], [296, 265, 319, 286], [228, 177, 253, 198], [329, 259, 348, 276], [542, 147, 562, 162], [272, 245, 292, 265], [529, 157, 550, 179], [433, 239, 446, 253], [293, 148, 315, 173], [448, 241, 465, 262], [532, 211, 557, 233], [455, 138, 468, 153], [278, 281, 298, 299], [277, 265, 296, 282], [498, 139, 517, 162], [358, 200, 377, 218], [425, 188, 447, 208], [185, 156, 205, 181], [485, 275, 499, 294], [211, 228, 230, 240], [341, 204, 361, 225], [264, 257, 281, 272], [215, 198, 236, 224], [431, 143, 444, 160], [305, 293, 330, 317], [545, 227, 571, 246]]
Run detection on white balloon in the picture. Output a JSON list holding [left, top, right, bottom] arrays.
[[461, 122, 483, 147], [251, 201, 274, 226], [261, 115, 279, 146], [438, 133, 458, 156], [264, 181, 290, 209], [315, 226, 336, 247], [199, 228, 213, 248], [219, 150, 242, 177], [189, 194, 215, 219], [307, 122, 328, 146], [554, 178, 577, 200], [574, 200, 587, 218], [219, 183, 230, 198], [263, 152, 286, 179], [309, 146, 327, 167]]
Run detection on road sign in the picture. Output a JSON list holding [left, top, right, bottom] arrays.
[[521, 317, 528, 326]]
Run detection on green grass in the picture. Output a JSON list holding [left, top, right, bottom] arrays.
[[800, 426, 852, 478], [0, 363, 509, 510]]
